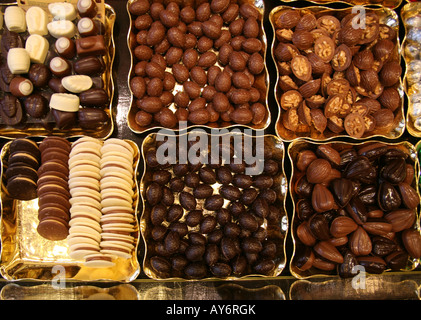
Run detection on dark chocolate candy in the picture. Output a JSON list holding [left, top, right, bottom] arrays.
[[74, 56, 104, 75], [24, 93, 49, 118], [78, 107, 109, 129], [79, 88, 109, 108]]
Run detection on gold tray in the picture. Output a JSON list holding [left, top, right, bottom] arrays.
[[0, 2, 116, 140], [287, 139, 421, 279], [279, 0, 403, 9], [269, 5, 405, 142], [402, 2, 421, 138], [126, 0, 271, 134], [0, 283, 140, 300], [139, 131, 288, 280], [0, 138, 141, 281]]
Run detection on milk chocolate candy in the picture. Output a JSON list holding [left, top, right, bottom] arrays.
[[47, 20, 77, 39], [24, 93, 49, 118], [7, 48, 30, 74], [48, 2, 77, 21], [74, 56, 104, 75], [55, 37, 76, 59], [77, 17, 97, 37], [75, 35, 106, 57], [49, 57, 72, 77], [4, 6, 26, 33], [78, 107, 109, 129], [77, 0, 98, 18], [49, 93, 80, 112], [10, 77, 33, 97], [26, 6, 48, 35], [25, 34, 49, 64], [79, 88, 108, 108]]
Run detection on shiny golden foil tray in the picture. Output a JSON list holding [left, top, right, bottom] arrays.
[[0, 139, 141, 281], [287, 139, 421, 279], [0, 3, 116, 140], [289, 274, 420, 299], [0, 283, 140, 300], [280, 0, 403, 9], [139, 131, 288, 280], [402, 2, 421, 137], [126, 0, 270, 134], [270, 5, 405, 142]]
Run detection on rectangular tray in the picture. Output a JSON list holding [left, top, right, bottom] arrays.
[[0, 2, 116, 140], [269, 5, 405, 142], [139, 131, 288, 280], [402, 2, 421, 138], [126, 0, 271, 135], [0, 138, 141, 281], [287, 139, 421, 279]]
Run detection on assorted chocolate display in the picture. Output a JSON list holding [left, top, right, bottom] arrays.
[[271, 7, 404, 140], [290, 142, 421, 277], [127, 0, 269, 132], [0, 0, 112, 135], [141, 133, 286, 279]]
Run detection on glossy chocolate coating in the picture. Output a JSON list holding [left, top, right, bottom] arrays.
[[24, 93, 49, 118], [78, 107, 109, 129], [74, 56, 104, 75], [28, 64, 51, 88], [75, 35, 106, 57], [79, 88, 108, 108]]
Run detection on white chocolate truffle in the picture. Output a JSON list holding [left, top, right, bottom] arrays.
[[25, 34, 49, 64], [48, 2, 77, 21], [4, 6, 26, 33], [62, 75, 93, 93], [26, 6, 48, 35], [47, 20, 76, 39], [7, 48, 30, 74], [49, 93, 80, 112]]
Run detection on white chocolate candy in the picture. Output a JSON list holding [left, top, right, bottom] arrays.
[[26, 7, 48, 35], [48, 2, 77, 21], [7, 48, 30, 74], [25, 34, 49, 64], [62, 75, 93, 93], [50, 93, 80, 112], [4, 6, 26, 33], [47, 20, 76, 38]]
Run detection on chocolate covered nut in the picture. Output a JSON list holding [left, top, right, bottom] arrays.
[[7, 48, 30, 74], [55, 37, 76, 59], [10, 77, 33, 97], [75, 35, 106, 56]]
